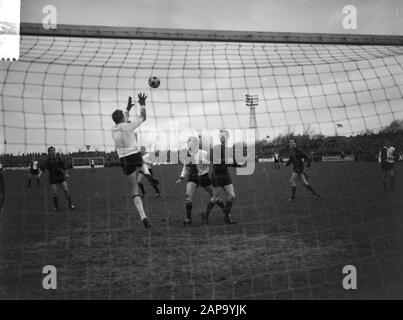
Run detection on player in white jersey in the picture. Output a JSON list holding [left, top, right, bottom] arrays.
[[111, 94, 152, 229], [273, 150, 281, 170], [175, 136, 225, 226], [27, 157, 41, 187], [138, 146, 160, 198], [379, 139, 396, 190], [90, 159, 96, 173]]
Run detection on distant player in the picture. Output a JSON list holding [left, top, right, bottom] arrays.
[[41, 147, 76, 211], [273, 149, 281, 170], [379, 140, 396, 190], [90, 159, 96, 173], [138, 146, 160, 198], [27, 157, 41, 187], [209, 129, 238, 225], [175, 136, 225, 226], [284, 139, 320, 201], [111, 94, 151, 229]]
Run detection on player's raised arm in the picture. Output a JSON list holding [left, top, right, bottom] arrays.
[[137, 93, 147, 122], [124, 94, 147, 131], [123, 96, 134, 121]]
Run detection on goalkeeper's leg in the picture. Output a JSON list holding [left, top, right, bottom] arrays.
[[127, 170, 150, 229]]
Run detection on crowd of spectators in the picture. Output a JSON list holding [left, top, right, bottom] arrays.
[[0, 151, 120, 169], [1, 127, 402, 169], [255, 130, 403, 162]]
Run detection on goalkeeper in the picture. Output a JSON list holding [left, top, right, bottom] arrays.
[[111, 94, 153, 229]]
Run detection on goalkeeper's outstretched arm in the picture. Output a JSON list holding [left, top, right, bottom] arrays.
[[138, 93, 147, 122], [124, 93, 147, 131]]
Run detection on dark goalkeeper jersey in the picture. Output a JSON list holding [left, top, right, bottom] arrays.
[[285, 148, 311, 173], [44, 156, 66, 180]]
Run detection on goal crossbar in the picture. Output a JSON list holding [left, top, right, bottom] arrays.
[[20, 23, 403, 46]]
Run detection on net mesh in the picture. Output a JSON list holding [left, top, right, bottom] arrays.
[[1, 31, 403, 300], [1, 35, 403, 154]]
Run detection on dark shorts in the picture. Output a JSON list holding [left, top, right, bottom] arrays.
[[120, 152, 144, 175], [274, 159, 279, 163], [381, 163, 394, 171], [188, 173, 212, 187], [212, 172, 232, 188], [30, 169, 39, 175], [49, 177, 66, 185]]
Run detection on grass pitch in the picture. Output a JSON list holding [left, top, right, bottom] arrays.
[[1, 162, 403, 300]]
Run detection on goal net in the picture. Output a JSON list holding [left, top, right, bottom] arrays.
[[72, 157, 105, 169], [0, 26, 402, 154]]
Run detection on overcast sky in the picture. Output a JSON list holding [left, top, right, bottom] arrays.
[[21, 0, 403, 35], [0, 0, 402, 154]]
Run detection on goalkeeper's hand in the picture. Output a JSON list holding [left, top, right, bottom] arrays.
[[126, 96, 135, 111], [175, 177, 183, 185], [138, 93, 147, 106]]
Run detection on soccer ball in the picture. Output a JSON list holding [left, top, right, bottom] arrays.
[[148, 76, 160, 89]]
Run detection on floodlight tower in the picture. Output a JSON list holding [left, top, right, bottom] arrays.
[[245, 94, 258, 139]]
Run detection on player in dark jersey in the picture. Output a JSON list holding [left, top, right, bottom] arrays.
[[41, 146, 76, 211], [27, 157, 41, 187], [284, 139, 320, 201], [175, 136, 225, 226], [378, 139, 396, 190], [209, 129, 239, 225]]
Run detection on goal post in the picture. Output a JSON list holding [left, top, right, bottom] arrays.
[[72, 157, 105, 169]]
